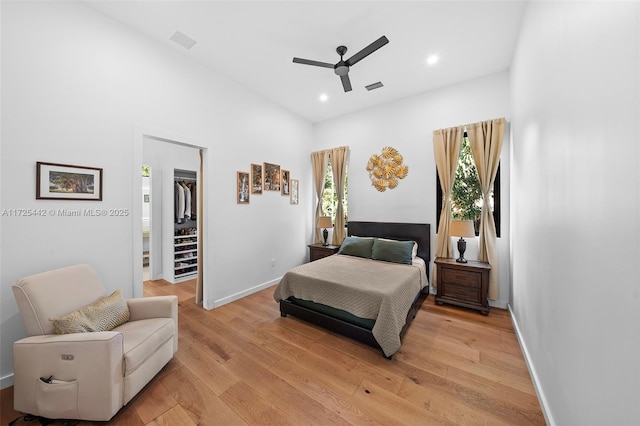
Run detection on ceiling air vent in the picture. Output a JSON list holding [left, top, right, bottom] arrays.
[[365, 81, 384, 91], [170, 30, 197, 50]]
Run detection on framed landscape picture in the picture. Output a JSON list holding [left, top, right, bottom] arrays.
[[251, 163, 262, 194], [263, 162, 280, 191], [281, 170, 290, 196], [237, 171, 250, 204], [290, 179, 299, 205], [36, 161, 103, 200]]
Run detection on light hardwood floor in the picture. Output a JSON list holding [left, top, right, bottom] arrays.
[[1, 279, 545, 425]]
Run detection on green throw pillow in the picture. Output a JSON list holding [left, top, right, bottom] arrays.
[[50, 290, 130, 334], [337, 236, 374, 258], [371, 239, 415, 265]]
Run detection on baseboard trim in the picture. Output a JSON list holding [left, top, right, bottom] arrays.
[[508, 304, 554, 426], [210, 278, 280, 309], [1, 373, 14, 390]]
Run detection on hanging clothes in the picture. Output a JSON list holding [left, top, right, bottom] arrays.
[[190, 181, 197, 220], [175, 182, 185, 224], [182, 182, 191, 220]]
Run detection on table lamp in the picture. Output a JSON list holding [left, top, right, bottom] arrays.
[[449, 220, 475, 263], [317, 216, 332, 246]]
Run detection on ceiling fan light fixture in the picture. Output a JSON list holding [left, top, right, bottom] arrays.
[[334, 64, 349, 76]]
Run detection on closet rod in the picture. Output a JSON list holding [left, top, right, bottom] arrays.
[[174, 177, 197, 182]]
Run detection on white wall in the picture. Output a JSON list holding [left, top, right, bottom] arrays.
[[510, 2, 640, 425], [314, 71, 511, 307], [0, 1, 313, 387]]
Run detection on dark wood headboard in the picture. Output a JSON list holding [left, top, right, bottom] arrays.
[[347, 221, 431, 266]]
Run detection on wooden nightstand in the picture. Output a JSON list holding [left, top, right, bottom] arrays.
[[308, 243, 340, 262], [435, 257, 491, 315]]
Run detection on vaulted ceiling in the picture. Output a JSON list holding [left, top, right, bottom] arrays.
[[87, 1, 527, 123]]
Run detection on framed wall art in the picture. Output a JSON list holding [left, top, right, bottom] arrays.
[[36, 161, 103, 201], [290, 179, 299, 205], [251, 163, 263, 194], [263, 162, 280, 191], [237, 171, 250, 204], [281, 169, 290, 196]]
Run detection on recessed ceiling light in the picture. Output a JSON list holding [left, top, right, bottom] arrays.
[[426, 55, 439, 66], [319, 93, 329, 102]]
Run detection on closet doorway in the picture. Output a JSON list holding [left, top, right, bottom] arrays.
[[132, 127, 207, 307]]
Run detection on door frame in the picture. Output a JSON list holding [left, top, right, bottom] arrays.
[[132, 125, 208, 301]]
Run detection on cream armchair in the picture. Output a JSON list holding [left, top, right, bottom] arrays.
[[12, 264, 178, 421]]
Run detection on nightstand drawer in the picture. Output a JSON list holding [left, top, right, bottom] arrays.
[[441, 268, 481, 288], [441, 283, 480, 302]]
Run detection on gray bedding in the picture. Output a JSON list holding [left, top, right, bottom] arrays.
[[273, 254, 428, 356]]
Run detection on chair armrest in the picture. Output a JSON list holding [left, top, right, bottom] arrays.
[[127, 295, 177, 321], [127, 296, 178, 354], [13, 332, 124, 420]]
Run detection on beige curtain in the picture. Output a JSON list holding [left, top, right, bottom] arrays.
[[468, 118, 505, 300], [196, 149, 204, 305], [311, 150, 329, 243], [330, 146, 349, 245], [433, 126, 464, 286]]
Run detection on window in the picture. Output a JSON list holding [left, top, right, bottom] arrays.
[[436, 136, 501, 237], [322, 157, 348, 224]]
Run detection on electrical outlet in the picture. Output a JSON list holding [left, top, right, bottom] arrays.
[[271, 259, 276, 267]]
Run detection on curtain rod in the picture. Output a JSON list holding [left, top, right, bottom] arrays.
[[434, 117, 505, 134], [311, 145, 349, 154]]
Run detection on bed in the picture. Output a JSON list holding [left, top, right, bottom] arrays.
[[274, 221, 431, 359]]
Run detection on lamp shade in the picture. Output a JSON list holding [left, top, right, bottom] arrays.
[[317, 216, 332, 229], [449, 220, 475, 238]]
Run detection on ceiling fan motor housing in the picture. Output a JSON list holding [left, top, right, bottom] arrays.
[[334, 46, 349, 76]]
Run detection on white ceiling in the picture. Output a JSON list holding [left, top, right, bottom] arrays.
[[87, 1, 527, 123]]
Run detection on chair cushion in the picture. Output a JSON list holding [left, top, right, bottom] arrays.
[[114, 318, 175, 376], [50, 290, 130, 334]]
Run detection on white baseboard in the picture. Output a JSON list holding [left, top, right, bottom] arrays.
[[1, 373, 14, 390], [210, 278, 280, 309], [508, 304, 554, 426], [489, 299, 508, 309]]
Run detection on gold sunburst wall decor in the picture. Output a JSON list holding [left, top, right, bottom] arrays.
[[366, 146, 409, 192]]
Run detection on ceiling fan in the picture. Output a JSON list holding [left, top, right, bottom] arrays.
[[293, 35, 389, 93]]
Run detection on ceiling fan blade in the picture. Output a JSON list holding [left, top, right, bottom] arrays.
[[293, 57, 335, 68], [340, 74, 352, 92], [345, 35, 389, 66]]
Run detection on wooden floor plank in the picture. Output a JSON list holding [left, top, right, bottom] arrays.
[[147, 405, 197, 426], [225, 353, 352, 426], [219, 381, 296, 426], [352, 380, 451, 425], [0, 281, 545, 426], [270, 357, 381, 425]]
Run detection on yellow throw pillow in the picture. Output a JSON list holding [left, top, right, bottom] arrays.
[[50, 290, 130, 334]]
